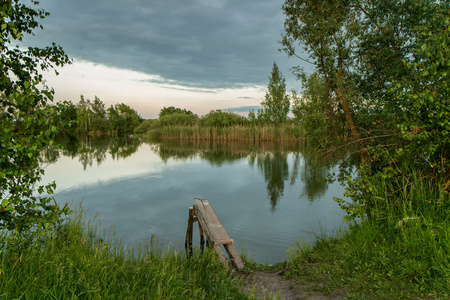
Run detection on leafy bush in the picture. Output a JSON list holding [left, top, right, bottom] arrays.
[[135, 119, 161, 133], [199, 110, 248, 127], [159, 113, 198, 126]]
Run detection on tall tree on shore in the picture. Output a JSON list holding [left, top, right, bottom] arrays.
[[260, 62, 290, 124], [281, 0, 443, 162], [282, 0, 450, 217], [0, 0, 71, 230], [108, 103, 141, 133], [76, 95, 93, 133], [282, 0, 365, 159]]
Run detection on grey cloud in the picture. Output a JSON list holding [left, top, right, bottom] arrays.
[[23, 0, 301, 89]]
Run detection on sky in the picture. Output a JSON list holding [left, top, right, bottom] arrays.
[[21, 0, 310, 118]]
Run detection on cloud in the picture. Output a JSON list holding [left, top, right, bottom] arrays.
[[21, 0, 300, 89], [224, 105, 262, 113]]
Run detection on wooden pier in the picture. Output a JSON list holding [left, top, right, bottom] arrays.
[[185, 198, 244, 270]]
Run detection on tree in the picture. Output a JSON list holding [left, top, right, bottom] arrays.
[[281, 0, 442, 162], [108, 103, 141, 133], [57, 100, 77, 133], [260, 62, 290, 124], [0, 1, 71, 230], [76, 95, 93, 133], [159, 106, 194, 118], [293, 72, 338, 148], [199, 110, 247, 127], [391, 13, 450, 183], [158, 106, 198, 126], [89, 96, 110, 132], [282, 0, 450, 219], [282, 0, 365, 158]]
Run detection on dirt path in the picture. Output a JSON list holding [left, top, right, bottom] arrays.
[[240, 271, 346, 300]]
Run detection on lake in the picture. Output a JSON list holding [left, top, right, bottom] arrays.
[[41, 135, 349, 264]]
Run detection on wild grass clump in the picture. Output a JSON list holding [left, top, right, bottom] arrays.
[[0, 210, 249, 299], [286, 168, 450, 299]]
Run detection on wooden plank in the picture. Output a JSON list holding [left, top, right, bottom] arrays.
[[214, 245, 228, 267], [192, 198, 244, 270], [194, 199, 234, 245], [184, 207, 194, 256], [198, 220, 205, 254], [224, 244, 245, 270]]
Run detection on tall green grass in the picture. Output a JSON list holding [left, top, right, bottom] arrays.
[[0, 210, 250, 299], [286, 168, 450, 299], [144, 124, 303, 141]]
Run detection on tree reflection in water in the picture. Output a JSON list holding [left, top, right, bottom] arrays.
[[41, 136, 344, 210], [40, 134, 141, 170], [148, 138, 339, 210], [250, 152, 289, 211]]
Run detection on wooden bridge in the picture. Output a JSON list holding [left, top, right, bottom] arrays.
[[185, 198, 244, 270]]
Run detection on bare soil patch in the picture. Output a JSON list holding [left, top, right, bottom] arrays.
[[240, 270, 346, 300]]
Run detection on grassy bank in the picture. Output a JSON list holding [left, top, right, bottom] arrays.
[[0, 210, 251, 299], [143, 124, 303, 141], [283, 168, 450, 299]]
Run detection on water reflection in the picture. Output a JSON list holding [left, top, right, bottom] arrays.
[[43, 136, 339, 210], [41, 135, 141, 169], [250, 152, 289, 211], [300, 159, 329, 201], [146, 138, 334, 210], [41, 136, 351, 263]]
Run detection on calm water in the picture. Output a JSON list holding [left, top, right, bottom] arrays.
[[41, 135, 349, 264]]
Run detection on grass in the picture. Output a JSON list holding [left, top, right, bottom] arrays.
[[284, 167, 450, 299], [0, 209, 252, 299], [143, 124, 303, 142]]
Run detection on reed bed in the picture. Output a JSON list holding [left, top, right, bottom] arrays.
[[145, 124, 303, 142]]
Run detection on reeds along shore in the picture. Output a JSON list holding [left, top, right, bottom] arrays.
[[143, 124, 304, 142]]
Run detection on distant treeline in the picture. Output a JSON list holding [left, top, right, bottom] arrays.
[[56, 96, 306, 141], [55, 62, 311, 141], [135, 106, 303, 141], [58, 95, 142, 134]]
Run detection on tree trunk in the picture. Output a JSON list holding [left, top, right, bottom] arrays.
[[336, 56, 367, 163]]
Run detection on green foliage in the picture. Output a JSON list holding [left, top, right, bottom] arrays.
[[159, 106, 194, 118], [393, 13, 450, 179], [260, 62, 290, 124], [134, 118, 161, 133], [76, 95, 93, 133], [57, 100, 77, 132], [199, 110, 247, 127], [157, 106, 198, 127], [159, 113, 198, 127], [293, 72, 342, 148], [107, 103, 142, 133], [0, 0, 71, 231], [282, 0, 450, 219], [76, 95, 112, 133], [288, 168, 450, 298]]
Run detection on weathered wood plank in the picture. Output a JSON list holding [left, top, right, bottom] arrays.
[[194, 199, 234, 245], [184, 207, 195, 256], [214, 245, 228, 267], [190, 198, 244, 270], [224, 244, 245, 270]]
